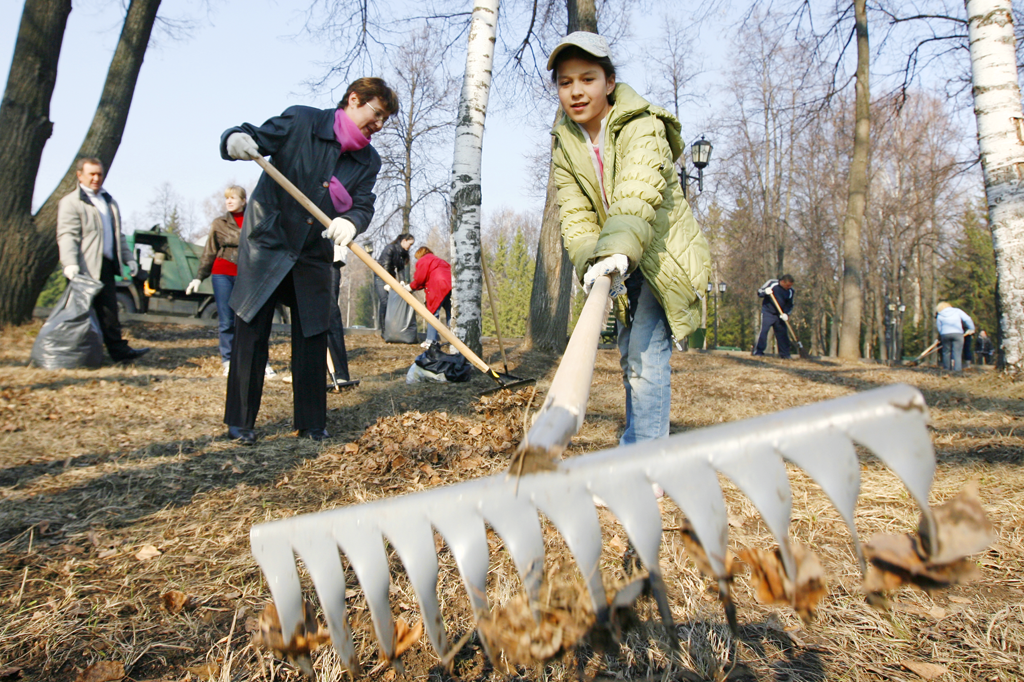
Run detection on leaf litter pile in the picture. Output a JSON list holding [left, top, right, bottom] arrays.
[[0, 320, 1021, 681]]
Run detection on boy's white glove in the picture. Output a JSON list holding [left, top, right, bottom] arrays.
[[583, 254, 629, 295], [128, 260, 139, 277], [384, 284, 392, 293], [781, 313, 789, 322], [63, 265, 80, 280], [403, 282, 412, 292], [185, 279, 202, 295], [325, 217, 356, 247], [226, 132, 260, 160]]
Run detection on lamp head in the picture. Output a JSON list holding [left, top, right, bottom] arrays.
[[691, 136, 713, 170]]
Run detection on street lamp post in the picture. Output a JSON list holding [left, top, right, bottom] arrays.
[[684, 136, 713, 194], [714, 282, 727, 348]]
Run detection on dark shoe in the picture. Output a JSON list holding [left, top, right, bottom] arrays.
[[227, 426, 256, 445], [113, 347, 150, 362], [298, 428, 330, 441]]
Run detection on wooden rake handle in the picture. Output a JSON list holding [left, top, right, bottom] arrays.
[[252, 156, 495, 377]]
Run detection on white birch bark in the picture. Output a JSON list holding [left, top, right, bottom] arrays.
[[449, 0, 499, 355], [965, 0, 1024, 369]]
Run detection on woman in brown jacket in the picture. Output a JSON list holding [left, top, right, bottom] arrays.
[[187, 186, 274, 376]]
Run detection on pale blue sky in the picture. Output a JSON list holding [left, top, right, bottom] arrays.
[[1, 1, 720, 240]]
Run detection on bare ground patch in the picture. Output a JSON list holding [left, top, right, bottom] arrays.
[[0, 320, 1021, 681]]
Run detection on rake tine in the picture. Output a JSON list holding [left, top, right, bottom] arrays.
[[335, 524, 396, 661], [478, 485, 546, 603], [588, 471, 663, 572], [250, 524, 306, 648], [779, 429, 866, 573]]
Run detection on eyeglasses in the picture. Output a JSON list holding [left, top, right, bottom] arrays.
[[366, 101, 388, 124]]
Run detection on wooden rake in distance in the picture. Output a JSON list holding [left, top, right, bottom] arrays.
[[767, 289, 810, 359], [253, 157, 533, 393]]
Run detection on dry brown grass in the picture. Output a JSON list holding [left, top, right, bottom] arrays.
[[0, 320, 1022, 681]]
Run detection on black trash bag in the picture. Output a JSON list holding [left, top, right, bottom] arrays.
[[383, 289, 417, 344], [30, 275, 105, 369], [415, 343, 473, 382]]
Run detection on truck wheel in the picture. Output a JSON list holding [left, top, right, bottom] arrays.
[[200, 303, 218, 320], [116, 291, 137, 315]]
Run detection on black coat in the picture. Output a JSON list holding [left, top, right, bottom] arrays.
[[761, 283, 794, 315], [377, 241, 410, 280], [220, 106, 380, 337]]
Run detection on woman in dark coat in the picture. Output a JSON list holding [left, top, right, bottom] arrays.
[[374, 233, 414, 334], [219, 77, 398, 444]]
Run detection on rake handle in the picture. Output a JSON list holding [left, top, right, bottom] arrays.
[[480, 251, 510, 374], [252, 156, 494, 377], [767, 289, 802, 349]]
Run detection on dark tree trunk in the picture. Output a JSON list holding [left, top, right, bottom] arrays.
[[523, 0, 597, 352], [0, 0, 161, 326]]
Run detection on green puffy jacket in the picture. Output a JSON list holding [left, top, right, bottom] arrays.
[[552, 83, 712, 340]]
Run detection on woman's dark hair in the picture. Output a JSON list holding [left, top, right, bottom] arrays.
[[392, 233, 414, 246], [414, 246, 433, 259], [550, 45, 617, 87], [339, 77, 400, 116]]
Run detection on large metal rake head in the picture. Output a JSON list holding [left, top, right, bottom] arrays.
[[250, 383, 951, 673]]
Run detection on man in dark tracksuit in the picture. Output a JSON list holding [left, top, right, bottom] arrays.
[[753, 274, 795, 359]]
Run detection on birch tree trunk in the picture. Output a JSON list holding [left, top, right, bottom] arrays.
[[449, 0, 499, 356], [524, 0, 597, 352], [965, 0, 1024, 370], [838, 0, 869, 360]]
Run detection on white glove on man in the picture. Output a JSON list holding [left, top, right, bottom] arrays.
[[128, 260, 139, 277], [325, 217, 356, 247], [780, 313, 789, 322], [402, 282, 413, 293], [185, 279, 202, 296], [226, 132, 260, 160], [63, 265, 80, 280], [583, 254, 629, 295], [383, 284, 392, 293]]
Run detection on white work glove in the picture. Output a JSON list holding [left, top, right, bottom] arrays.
[[403, 282, 412, 293], [226, 132, 260, 160], [583, 254, 629, 296], [781, 313, 789, 322], [384, 284, 392, 293], [324, 217, 356, 247], [185, 279, 202, 296], [63, 265, 80, 280], [128, 260, 139, 277]]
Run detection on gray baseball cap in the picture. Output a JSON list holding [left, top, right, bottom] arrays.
[[546, 31, 611, 70]]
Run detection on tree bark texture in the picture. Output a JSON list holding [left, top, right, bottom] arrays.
[[838, 0, 869, 360], [965, 0, 1024, 369], [449, 0, 499, 356], [0, 0, 162, 326], [523, 0, 597, 352]]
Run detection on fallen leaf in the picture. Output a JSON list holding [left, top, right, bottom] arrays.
[[863, 533, 981, 596], [919, 482, 996, 564], [901, 659, 948, 679], [344, 442, 359, 454], [134, 545, 161, 561], [947, 595, 973, 604], [608, 535, 628, 555], [74, 661, 124, 682], [161, 590, 190, 615], [393, 616, 423, 658], [738, 543, 826, 622], [184, 662, 219, 680], [257, 601, 332, 676]]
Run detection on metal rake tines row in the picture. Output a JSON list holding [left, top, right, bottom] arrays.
[[250, 383, 937, 673]]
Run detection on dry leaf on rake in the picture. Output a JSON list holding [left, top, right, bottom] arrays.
[[160, 590, 191, 615], [257, 601, 331, 676], [863, 533, 981, 596], [737, 543, 826, 622], [677, 520, 735, 579], [392, 616, 423, 659], [918, 481, 996, 565], [74, 661, 124, 682]]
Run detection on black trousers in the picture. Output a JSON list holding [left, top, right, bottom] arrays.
[[754, 310, 791, 358], [374, 274, 388, 334], [96, 257, 130, 358], [224, 271, 327, 431], [328, 265, 350, 381]]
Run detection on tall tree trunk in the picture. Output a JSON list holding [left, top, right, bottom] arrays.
[[838, 0, 869, 359], [449, 0, 499, 356], [0, 0, 162, 326], [965, 0, 1024, 370], [523, 0, 597, 352]]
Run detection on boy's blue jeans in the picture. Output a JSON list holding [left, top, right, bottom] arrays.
[[212, 274, 236, 363], [617, 281, 673, 444]]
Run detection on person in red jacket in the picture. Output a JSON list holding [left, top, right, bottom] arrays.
[[407, 246, 452, 348]]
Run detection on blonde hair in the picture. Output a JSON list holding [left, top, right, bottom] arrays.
[[225, 185, 247, 201], [935, 301, 951, 313]]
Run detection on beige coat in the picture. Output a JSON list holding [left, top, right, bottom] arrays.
[[56, 186, 132, 279]]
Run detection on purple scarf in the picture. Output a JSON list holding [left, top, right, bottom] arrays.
[[329, 108, 372, 213]]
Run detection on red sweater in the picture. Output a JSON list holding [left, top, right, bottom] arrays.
[[409, 253, 452, 313]]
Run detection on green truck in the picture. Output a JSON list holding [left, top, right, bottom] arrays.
[[116, 227, 287, 323]]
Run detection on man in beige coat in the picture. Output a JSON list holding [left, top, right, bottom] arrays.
[[57, 158, 148, 362]]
